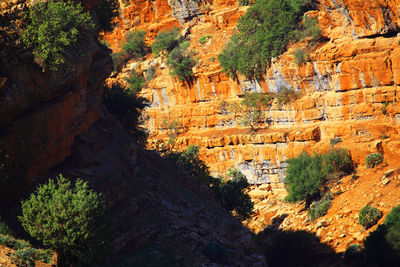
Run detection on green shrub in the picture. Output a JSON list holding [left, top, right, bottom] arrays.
[[22, 1, 94, 71], [199, 34, 210, 44], [19, 174, 111, 265], [125, 70, 146, 94], [0, 219, 13, 236], [151, 27, 180, 57], [201, 242, 228, 262], [218, 0, 314, 79], [308, 194, 332, 221], [121, 30, 147, 59], [265, 230, 314, 267], [322, 148, 354, 175], [0, 234, 52, 265], [274, 87, 301, 106], [166, 43, 196, 81], [344, 244, 363, 264], [238, 0, 252, 6], [104, 82, 149, 142], [285, 148, 353, 203], [366, 153, 383, 168], [165, 148, 254, 220], [330, 137, 342, 146], [294, 16, 322, 43], [95, 0, 120, 33], [383, 204, 400, 251], [294, 48, 309, 65], [10, 247, 52, 266], [358, 205, 382, 229]]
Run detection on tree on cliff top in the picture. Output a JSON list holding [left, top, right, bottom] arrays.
[[19, 174, 112, 265], [23, 0, 95, 71]]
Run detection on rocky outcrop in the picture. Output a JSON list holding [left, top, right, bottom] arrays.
[[0, 0, 112, 180]]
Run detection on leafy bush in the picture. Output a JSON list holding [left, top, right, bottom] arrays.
[[121, 30, 147, 59], [285, 148, 353, 203], [322, 148, 354, 175], [201, 242, 228, 262], [10, 247, 52, 266], [366, 153, 383, 168], [294, 16, 322, 43], [22, 1, 94, 70], [166, 42, 196, 81], [238, 0, 252, 6], [103, 81, 149, 141], [344, 244, 363, 264], [165, 148, 254, 220], [274, 87, 301, 106], [383, 204, 400, 251], [294, 48, 309, 65], [199, 34, 210, 44], [218, 0, 314, 79], [0, 234, 52, 265], [95, 0, 120, 33], [308, 194, 332, 221], [126, 70, 146, 94], [19, 174, 111, 265], [212, 169, 254, 221], [358, 205, 382, 229], [0, 219, 13, 236], [151, 27, 180, 57], [265, 230, 315, 267], [330, 137, 342, 146]]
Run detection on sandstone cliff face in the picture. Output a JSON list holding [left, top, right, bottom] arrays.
[[107, 0, 400, 185], [0, 0, 112, 180]]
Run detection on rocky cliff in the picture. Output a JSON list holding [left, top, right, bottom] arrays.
[[0, 0, 112, 181], [103, 0, 400, 252], [105, 0, 400, 183]]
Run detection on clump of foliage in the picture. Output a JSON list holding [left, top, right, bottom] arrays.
[[0, 234, 52, 264], [363, 204, 400, 265], [240, 92, 272, 130], [294, 48, 310, 65], [264, 230, 315, 267], [23, 1, 95, 71], [199, 34, 211, 44], [151, 27, 180, 57], [294, 16, 322, 43], [274, 87, 301, 106], [121, 30, 147, 59], [151, 28, 196, 81], [164, 147, 254, 220], [162, 119, 180, 145], [366, 153, 383, 168], [238, 0, 252, 6], [344, 244, 363, 264], [330, 137, 342, 146], [0, 218, 13, 236], [358, 205, 382, 229], [201, 242, 228, 262], [95, 0, 120, 33], [308, 194, 332, 221], [285, 148, 353, 203], [112, 30, 148, 71], [10, 247, 53, 266], [104, 77, 149, 142], [218, 0, 315, 79], [19, 174, 111, 265], [166, 42, 196, 81]]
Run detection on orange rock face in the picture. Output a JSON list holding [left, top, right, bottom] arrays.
[[0, 0, 112, 180]]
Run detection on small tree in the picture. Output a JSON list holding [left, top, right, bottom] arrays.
[[19, 175, 111, 265], [151, 27, 180, 56], [22, 1, 95, 70], [121, 30, 147, 59], [358, 205, 382, 229]]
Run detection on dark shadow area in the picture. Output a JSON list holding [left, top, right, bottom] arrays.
[[255, 214, 344, 267]]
